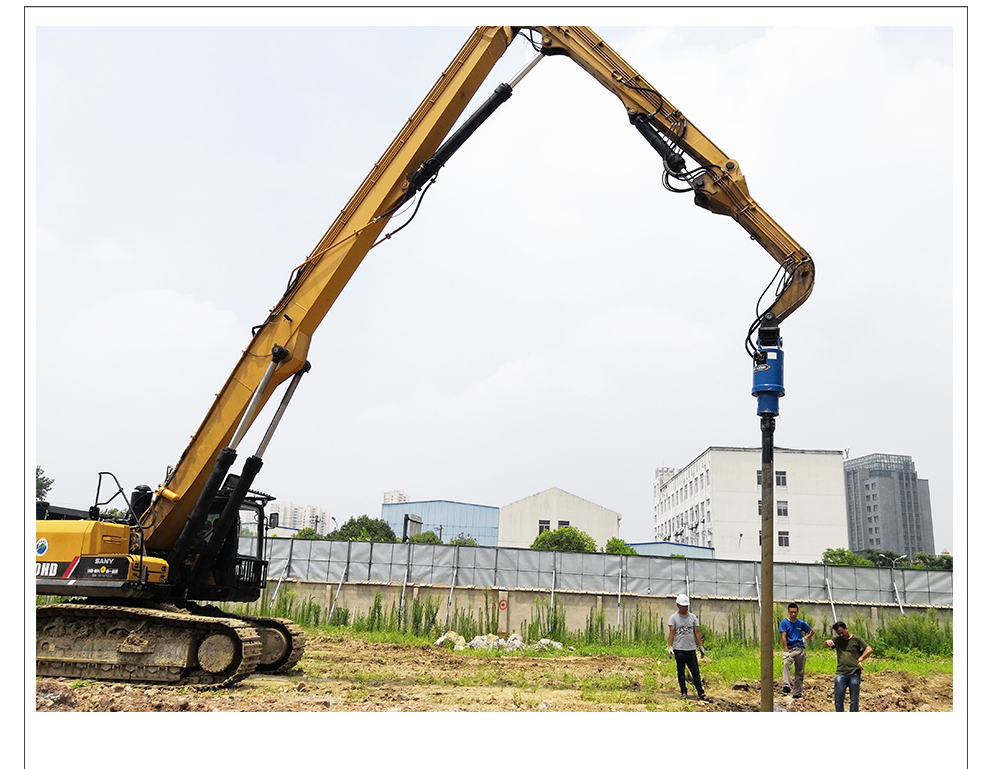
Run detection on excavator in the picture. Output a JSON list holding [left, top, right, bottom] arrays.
[[35, 26, 814, 687]]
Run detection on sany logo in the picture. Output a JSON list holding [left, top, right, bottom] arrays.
[[36, 538, 49, 557]]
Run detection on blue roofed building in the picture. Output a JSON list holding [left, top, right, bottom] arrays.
[[381, 498, 500, 546]]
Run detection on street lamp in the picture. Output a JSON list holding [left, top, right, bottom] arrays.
[[876, 554, 909, 614]]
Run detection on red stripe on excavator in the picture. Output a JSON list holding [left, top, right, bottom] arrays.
[[61, 557, 80, 579]]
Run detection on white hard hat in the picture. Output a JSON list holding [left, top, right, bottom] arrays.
[[676, 594, 690, 606]]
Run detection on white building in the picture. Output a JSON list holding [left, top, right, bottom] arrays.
[[266, 500, 332, 536], [499, 488, 622, 549], [383, 490, 410, 504], [653, 447, 848, 563]]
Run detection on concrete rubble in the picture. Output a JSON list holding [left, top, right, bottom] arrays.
[[433, 631, 564, 652]]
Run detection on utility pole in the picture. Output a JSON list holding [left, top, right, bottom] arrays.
[[752, 311, 783, 713]]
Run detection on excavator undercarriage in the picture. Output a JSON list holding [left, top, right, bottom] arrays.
[[36, 601, 305, 688]]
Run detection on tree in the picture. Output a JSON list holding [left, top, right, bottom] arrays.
[[448, 533, 478, 547], [329, 515, 399, 543], [912, 551, 953, 571], [861, 548, 904, 565], [36, 466, 53, 501], [602, 537, 637, 556], [293, 527, 322, 540], [407, 531, 443, 545], [530, 525, 597, 553], [821, 548, 873, 567]]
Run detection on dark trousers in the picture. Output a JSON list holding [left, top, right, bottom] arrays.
[[674, 650, 704, 696]]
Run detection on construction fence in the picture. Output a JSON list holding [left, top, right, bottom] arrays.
[[240, 538, 953, 608]]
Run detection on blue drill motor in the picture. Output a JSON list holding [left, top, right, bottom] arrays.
[[752, 321, 784, 416]]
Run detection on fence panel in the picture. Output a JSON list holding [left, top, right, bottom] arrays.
[[901, 569, 931, 605], [346, 542, 372, 582], [739, 562, 760, 600], [262, 538, 291, 580], [326, 541, 351, 586], [494, 547, 519, 588], [690, 558, 719, 597], [624, 555, 651, 595], [604, 555, 625, 594], [405, 543, 437, 584], [927, 570, 953, 606], [851, 566, 880, 603], [645, 556, 676, 596], [709, 560, 743, 599]]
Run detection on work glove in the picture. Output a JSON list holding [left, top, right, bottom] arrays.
[[698, 645, 705, 658], [668, 647, 674, 658]]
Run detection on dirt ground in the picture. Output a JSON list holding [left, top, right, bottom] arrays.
[[35, 633, 953, 713]]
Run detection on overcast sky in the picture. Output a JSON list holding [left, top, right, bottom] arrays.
[[29, 7, 961, 554]]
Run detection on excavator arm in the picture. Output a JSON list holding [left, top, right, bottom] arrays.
[[141, 26, 518, 548], [531, 27, 814, 321], [141, 25, 814, 554]]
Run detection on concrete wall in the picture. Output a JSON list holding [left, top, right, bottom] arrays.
[[268, 578, 952, 641]]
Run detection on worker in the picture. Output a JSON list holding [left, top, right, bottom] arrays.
[[779, 602, 814, 698], [667, 594, 711, 702], [823, 621, 874, 712]]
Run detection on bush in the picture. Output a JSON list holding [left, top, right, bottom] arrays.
[[407, 531, 443, 545], [531, 526, 597, 553], [875, 608, 952, 656], [603, 537, 637, 555]]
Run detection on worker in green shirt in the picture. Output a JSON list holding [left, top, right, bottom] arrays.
[[823, 621, 874, 712]]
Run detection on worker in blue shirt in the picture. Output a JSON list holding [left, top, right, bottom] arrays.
[[779, 602, 814, 698]]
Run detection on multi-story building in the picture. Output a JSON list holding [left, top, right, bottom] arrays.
[[653, 447, 848, 563], [266, 500, 332, 536], [383, 490, 410, 504], [843, 453, 935, 557]]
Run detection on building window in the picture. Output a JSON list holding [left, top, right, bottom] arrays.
[[758, 470, 788, 486], [777, 501, 788, 517], [778, 531, 789, 547], [558, 520, 570, 529], [539, 520, 550, 534]]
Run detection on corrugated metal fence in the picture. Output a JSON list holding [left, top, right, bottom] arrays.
[[241, 538, 953, 607]]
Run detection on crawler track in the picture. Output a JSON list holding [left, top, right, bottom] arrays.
[[36, 603, 262, 688], [190, 606, 306, 673]]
